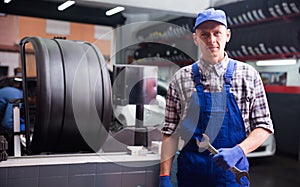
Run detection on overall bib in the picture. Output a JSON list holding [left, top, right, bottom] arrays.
[[177, 59, 249, 187]]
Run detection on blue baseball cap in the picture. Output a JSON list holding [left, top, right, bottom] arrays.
[[193, 8, 227, 30]]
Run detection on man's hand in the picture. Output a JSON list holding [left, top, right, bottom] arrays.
[[212, 145, 245, 170], [159, 176, 172, 187]]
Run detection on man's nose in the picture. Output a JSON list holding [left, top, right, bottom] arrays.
[[207, 34, 216, 44]]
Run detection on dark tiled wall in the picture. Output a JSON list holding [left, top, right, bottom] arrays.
[[0, 161, 159, 187]]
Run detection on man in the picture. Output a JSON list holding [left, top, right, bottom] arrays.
[[0, 80, 24, 155], [0, 86, 23, 130], [159, 8, 274, 187]]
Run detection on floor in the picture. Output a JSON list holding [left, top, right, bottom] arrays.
[[170, 154, 300, 187], [249, 155, 300, 187]]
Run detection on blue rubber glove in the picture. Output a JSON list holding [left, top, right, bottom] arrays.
[[213, 145, 245, 170], [159, 176, 172, 187]]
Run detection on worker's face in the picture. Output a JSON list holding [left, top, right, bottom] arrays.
[[193, 21, 231, 64]]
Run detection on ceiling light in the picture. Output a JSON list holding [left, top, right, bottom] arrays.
[[58, 0, 75, 11], [256, 59, 297, 66], [14, 77, 22, 82], [4, 0, 12, 3], [106, 6, 125, 16]]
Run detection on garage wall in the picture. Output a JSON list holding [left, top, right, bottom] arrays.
[[0, 15, 112, 76], [0, 15, 19, 46], [18, 16, 112, 56], [0, 52, 19, 76]]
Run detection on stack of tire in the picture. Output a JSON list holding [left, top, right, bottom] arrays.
[[217, 0, 300, 27], [226, 21, 300, 59], [133, 43, 195, 67], [20, 37, 112, 154], [215, 0, 300, 59], [0, 135, 8, 161]]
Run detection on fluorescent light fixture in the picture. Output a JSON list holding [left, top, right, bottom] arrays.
[[4, 0, 12, 3], [58, 0, 75, 11], [106, 6, 125, 16], [256, 59, 297, 66], [14, 77, 22, 82]]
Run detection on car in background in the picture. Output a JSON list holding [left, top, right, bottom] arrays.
[[247, 133, 276, 157], [113, 80, 167, 129]]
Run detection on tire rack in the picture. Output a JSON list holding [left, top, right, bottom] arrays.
[[133, 17, 197, 67], [226, 20, 300, 61], [215, 0, 300, 61], [217, 0, 300, 27], [19, 37, 112, 154]]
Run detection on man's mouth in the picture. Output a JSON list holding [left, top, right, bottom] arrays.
[[208, 46, 219, 52]]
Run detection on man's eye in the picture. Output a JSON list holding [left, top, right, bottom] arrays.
[[201, 33, 209, 38]]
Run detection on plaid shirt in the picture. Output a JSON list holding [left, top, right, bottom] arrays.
[[162, 55, 274, 135]]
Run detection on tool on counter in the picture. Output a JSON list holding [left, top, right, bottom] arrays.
[[196, 134, 250, 185]]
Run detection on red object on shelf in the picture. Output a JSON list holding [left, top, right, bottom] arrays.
[[264, 85, 300, 94]]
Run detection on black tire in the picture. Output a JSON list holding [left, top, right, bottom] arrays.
[[21, 37, 112, 153], [25, 37, 65, 153]]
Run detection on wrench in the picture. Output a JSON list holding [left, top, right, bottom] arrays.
[[196, 134, 250, 185]]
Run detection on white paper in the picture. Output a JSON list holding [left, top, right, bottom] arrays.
[[46, 19, 70, 35]]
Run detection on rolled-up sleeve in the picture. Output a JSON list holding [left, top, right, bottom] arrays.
[[161, 80, 182, 135], [249, 71, 274, 133]]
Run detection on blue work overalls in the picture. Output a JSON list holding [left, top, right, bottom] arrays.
[[177, 59, 250, 187]]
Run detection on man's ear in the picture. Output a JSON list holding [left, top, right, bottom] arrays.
[[193, 33, 199, 46], [226, 29, 231, 43]]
